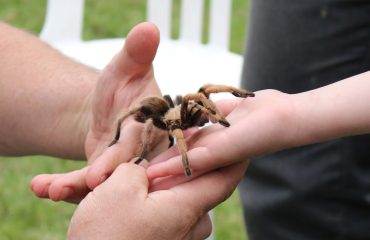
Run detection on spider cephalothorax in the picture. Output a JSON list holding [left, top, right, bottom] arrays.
[[108, 84, 255, 176]]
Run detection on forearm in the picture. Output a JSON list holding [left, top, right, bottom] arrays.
[[291, 71, 370, 147], [0, 22, 97, 159]]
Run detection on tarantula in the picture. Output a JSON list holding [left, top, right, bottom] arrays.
[[108, 84, 255, 176]]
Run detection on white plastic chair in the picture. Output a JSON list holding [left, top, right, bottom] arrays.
[[40, 0, 243, 98], [40, 1, 244, 239]]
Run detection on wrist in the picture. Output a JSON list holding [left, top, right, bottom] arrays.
[[64, 72, 97, 160], [72, 88, 94, 160], [262, 90, 302, 152], [44, 67, 97, 160], [289, 89, 331, 148]]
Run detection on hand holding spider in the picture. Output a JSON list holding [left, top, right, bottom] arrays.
[[30, 22, 168, 203]]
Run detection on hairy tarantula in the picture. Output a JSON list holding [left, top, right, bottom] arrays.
[[108, 84, 255, 176]]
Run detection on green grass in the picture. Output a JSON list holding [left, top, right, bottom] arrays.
[[0, 0, 249, 239], [0, 157, 84, 240]]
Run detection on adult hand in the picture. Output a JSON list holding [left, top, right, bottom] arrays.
[[31, 22, 168, 203], [68, 160, 248, 240]]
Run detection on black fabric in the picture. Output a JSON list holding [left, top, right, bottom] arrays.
[[239, 1, 370, 239]]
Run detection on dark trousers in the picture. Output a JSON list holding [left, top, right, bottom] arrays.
[[240, 1, 370, 239]]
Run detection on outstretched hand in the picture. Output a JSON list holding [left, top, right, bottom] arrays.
[[31, 22, 168, 203], [146, 71, 370, 180], [147, 89, 296, 180]]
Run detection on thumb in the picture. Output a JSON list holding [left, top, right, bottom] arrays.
[[91, 22, 160, 133], [99, 163, 149, 198], [108, 21, 160, 78], [215, 98, 243, 117]]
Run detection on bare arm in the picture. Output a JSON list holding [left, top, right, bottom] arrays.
[[0, 22, 96, 159], [147, 71, 370, 178], [292, 71, 370, 146]]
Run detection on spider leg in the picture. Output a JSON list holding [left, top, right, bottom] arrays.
[[182, 93, 228, 127], [175, 95, 183, 105], [108, 119, 123, 147], [168, 134, 174, 148], [183, 93, 217, 114], [198, 84, 255, 98], [181, 93, 215, 129], [133, 119, 154, 165], [171, 128, 192, 176], [180, 96, 189, 124], [108, 106, 140, 147], [163, 95, 175, 108], [193, 102, 230, 127]]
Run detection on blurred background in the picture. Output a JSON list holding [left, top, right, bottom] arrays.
[[0, 0, 249, 239]]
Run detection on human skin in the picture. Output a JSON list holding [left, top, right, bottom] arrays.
[[0, 21, 249, 239], [146, 71, 370, 179], [68, 161, 248, 240], [0, 21, 166, 203], [0, 22, 95, 159]]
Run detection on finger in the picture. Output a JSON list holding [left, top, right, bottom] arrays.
[[149, 170, 204, 192], [30, 173, 63, 198], [86, 145, 129, 189], [147, 147, 216, 179], [164, 161, 249, 213], [148, 129, 200, 166], [183, 127, 200, 138], [190, 214, 213, 240], [114, 22, 160, 75], [47, 167, 90, 203], [86, 122, 145, 189], [97, 163, 149, 198], [92, 22, 160, 132], [147, 124, 248, 179], [130, 157, 150, 168], [147, 121, 238, 179], [215, 98, 243, 117], [87, 119, 169, 189], [147, 145, 179, 166]]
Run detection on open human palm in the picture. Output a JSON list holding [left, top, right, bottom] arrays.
[[30, 22, 168, 203]]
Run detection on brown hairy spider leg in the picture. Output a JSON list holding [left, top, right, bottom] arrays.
[[192, 102, 229, 127], [133, 119, 155, 164], [198, 84, 255, 98], [108, 106, 141, 147], [168, 134, 174, 148], [171, 128, 191, 176]]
